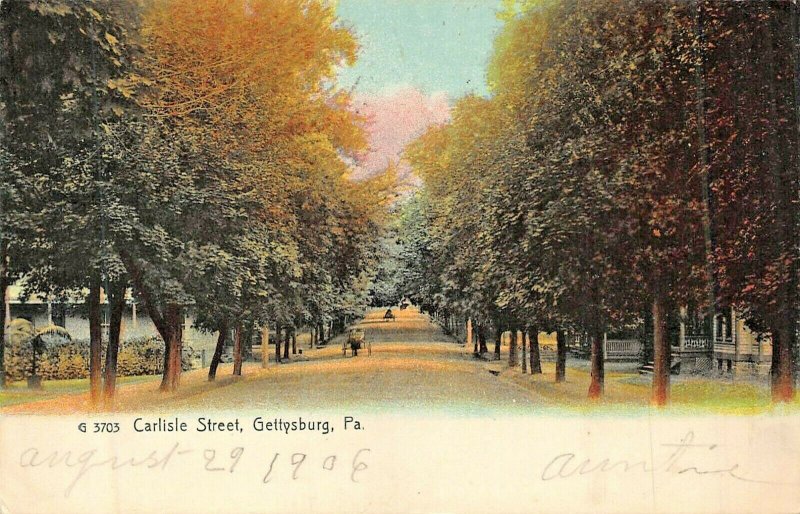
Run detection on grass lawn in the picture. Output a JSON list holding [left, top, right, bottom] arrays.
[[0, 375, 158, 408], [496, 360, 791, 415]]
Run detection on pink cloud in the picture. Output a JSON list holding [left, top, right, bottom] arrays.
[[350, 86, 451, 181]]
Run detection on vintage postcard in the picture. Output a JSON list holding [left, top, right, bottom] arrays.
[[1, 1, 799, 513]]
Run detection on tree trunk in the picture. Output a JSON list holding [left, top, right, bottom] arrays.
[[478, 325, 488, 354], [0, 246, 8, 388], [168, 305, 184, 391], [120, 253, 183, 391], [771, 321, 795, 401], [283, 327, 290, 359], [509, 329, 518, 367], [588, 330, 605, 399], [261, 323, 269, 368], [232, 323, 243, 376], [528, 326, 542, 374], [291, 329, 297, 354], [208, 321, 228, 381], [693, 0, 718, 346], [275, 325, 282, 363], [88, 277, 102, 403], [102, 281, 126, 400], [31, 340, 38, 378], [242, 323, 254, 361], [555, 330, 567, 383], [652, 295, 670, 406], [763, 5, 798, 402], [521, 330, 528, 373], [160, 304, 183, 392], [310, 327, 315, 349], [789, 0, 800, 398], [494, 324, 502, 360]]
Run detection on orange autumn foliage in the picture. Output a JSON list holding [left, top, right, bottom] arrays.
[[139, 0, 365, 157]]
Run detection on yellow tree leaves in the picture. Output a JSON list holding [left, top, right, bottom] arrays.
[[136, 0, 376, 249], [134, 0, 385, 306], [138, 0, 363, 157]]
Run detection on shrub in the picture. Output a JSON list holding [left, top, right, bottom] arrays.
[[2, 335, 198, 382], [117, 336, 165, 376]]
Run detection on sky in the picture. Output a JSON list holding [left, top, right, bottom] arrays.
[[335, 0, 504, 179]]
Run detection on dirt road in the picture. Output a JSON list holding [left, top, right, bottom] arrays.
[[5, 307, 784, 414], [4, 307, 539, 414]]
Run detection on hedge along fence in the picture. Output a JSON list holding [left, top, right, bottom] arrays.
[[4, 336, 199, 382]]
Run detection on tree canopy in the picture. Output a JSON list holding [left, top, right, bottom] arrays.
[[399, 0, 799, 404], [0, 0, 390, 397]]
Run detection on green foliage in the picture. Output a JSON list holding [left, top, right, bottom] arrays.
[[0, 0, 388, 390], [402, 0, 798, 363]]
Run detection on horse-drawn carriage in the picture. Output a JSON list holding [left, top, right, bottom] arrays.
[[343, 328, 370, 357]]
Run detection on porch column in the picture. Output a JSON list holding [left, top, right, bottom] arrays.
[[602, 332, 608, 361], [721, 314, 727, 342], [679, 305, 687, 352], [712, 313, 718, 342]]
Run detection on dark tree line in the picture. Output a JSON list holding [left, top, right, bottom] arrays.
[[400, 0, 799, 404]]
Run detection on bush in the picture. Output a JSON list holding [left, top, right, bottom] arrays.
[[117, 336, 165, 377], [2, 335, 199, 382], [5, 335, 34, 381]]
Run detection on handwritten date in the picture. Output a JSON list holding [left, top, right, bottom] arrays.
[[19, 444, 372, 497]]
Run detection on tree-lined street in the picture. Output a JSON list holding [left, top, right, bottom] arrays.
[[2, 307, 784, 414], [0, 0, 798, 412]]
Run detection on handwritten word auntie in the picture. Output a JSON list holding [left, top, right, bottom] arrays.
[[541, 431, 781, 485]]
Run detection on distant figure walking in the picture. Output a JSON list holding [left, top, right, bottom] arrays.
[[383, 308, 395, 322]]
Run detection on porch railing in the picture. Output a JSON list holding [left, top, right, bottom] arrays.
[[604, 339, 641, 361], [682, 335, 712, 352]]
